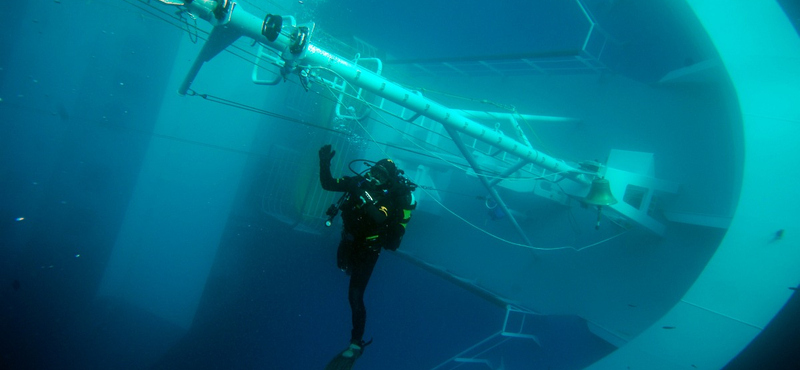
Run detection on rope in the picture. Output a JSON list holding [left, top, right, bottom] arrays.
[[420, 185, 630, 252], [178, 9, 199, 44]]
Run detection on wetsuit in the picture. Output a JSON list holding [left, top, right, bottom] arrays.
[[319, 158, 412, 345]]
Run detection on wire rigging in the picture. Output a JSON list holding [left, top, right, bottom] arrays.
[[408, 85, 571, 161], [121, 0, 629, 253], [312, 66, 573, 183], [127, 0, 569, 178], [315, 69, 629, 253]]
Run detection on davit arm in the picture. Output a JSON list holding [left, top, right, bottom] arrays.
[[156, 0, 590, 184]]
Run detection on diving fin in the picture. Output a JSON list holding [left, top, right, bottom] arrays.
[[324, 342, 367, 370], [323, 351, 359, 370]]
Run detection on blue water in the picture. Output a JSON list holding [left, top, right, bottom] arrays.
[[1, 1, 798, 369]]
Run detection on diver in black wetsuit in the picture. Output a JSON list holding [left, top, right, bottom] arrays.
[[318, 144, 416, 366]]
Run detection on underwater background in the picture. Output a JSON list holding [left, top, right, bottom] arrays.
[[2, 1, 799, 369]]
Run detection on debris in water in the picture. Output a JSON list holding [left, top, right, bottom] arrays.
[[15, 217, 25, 221]]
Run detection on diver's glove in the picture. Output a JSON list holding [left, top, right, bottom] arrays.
[[318, 144, 335, 168]]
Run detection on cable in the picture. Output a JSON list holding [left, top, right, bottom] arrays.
[[419, 185, 630, 252], [332, 80, 478, 170], [178, 9, 200, 44], [315, 71, 629, 252], [131, 0, 576, 179], [311, 66, 570, 182], [404, 83, 576, 163], [188, 91, 329, 128], [315, 73, 462, 168], [129, 0, 561, 182], [126, 0, 624, 253], [122, 0, 287, 82]]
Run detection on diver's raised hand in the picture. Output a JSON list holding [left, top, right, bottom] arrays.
[[318, 144, 336, 167]]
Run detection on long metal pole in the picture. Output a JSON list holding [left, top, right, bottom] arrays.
[[442, 126, 533, 247], [174, 1, 589, 182], [303, 45, 586, 182]]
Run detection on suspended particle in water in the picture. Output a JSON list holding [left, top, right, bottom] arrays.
[[15, 217, 25, 221]]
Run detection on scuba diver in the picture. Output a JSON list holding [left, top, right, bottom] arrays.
[[318, 144, 416, 370]]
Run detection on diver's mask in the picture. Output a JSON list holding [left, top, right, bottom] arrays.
[[366, 165, 390, 187]]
